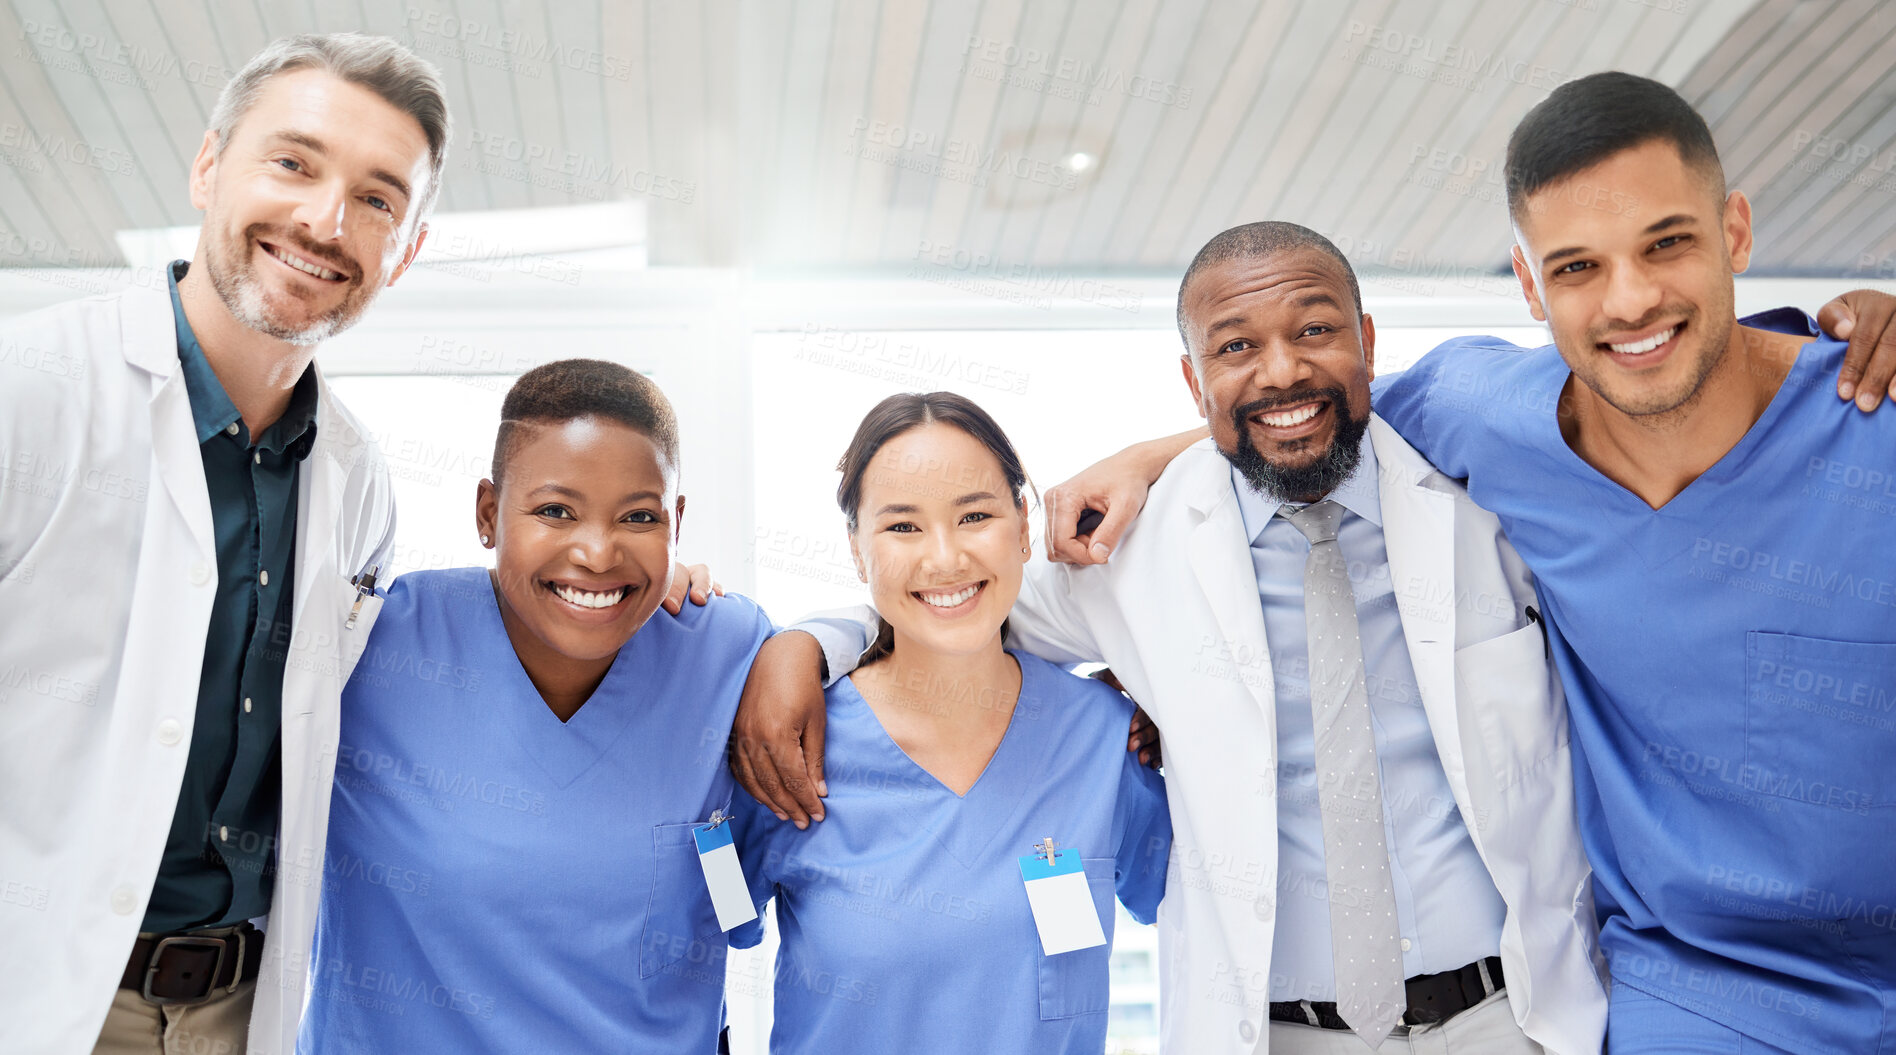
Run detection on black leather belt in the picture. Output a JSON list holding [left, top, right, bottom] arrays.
[[119, 922, 264, 1006], [1269, 955, 1505, 1031]]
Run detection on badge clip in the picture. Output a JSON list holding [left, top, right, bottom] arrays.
[[345, 564, 379, 630]]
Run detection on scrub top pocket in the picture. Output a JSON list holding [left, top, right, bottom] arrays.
[[639, 822, 725, 978], [1744, 631, 1896, 813], [1035, 857, 1116, 1020]]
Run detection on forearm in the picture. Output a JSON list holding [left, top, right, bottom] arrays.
[[1124, 427, 1207, 482], [786, 605, 878, 684]]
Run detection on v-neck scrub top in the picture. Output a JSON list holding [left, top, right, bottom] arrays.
[[737, 650, 1171, 1055], [301, 568, 773, 1053], [1373, 310, 1896, 1055]]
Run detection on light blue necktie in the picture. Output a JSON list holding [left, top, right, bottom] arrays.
[[1280, 500, 1406, 1047]]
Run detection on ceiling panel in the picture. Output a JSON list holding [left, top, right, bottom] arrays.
[[5, 0, 1895, 278]]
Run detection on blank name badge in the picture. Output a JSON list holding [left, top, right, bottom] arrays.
[[693, 818, 758, 932], [1017, 843, 1106, 956]]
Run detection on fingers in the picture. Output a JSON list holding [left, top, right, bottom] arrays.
[[686, 563, 715, 605], [1043, 486, 1093, 564], [761, 737, 816, 829], [732, 733, 792, 822], [1827, 297, 1870, 403], [729, 738, 780, 820], [662, 561, 691, 615], [1855, 314, 1896, 412], [1823, 292, 1896, 410], [1086, 501, 1138, 563], [805, 711, 828, 801]]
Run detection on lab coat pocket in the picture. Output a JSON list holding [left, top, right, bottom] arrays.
[[639, 822, 724, 979], [1454, 621, 1562, 790], [1036, 857, 1115, 1020], [1743, 631, 1895, 812]]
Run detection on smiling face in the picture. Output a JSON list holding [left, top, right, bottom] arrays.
[[849, 423, 1031, 661], [1511, 138, 1749, 420], [188, 68, 432, 346], [475, 417, 682, 675], [1179, 248, 1376, 502]]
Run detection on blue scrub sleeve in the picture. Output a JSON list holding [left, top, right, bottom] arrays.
[[1371, 335, 1529, 480], [1110, 751, 1170, 926]]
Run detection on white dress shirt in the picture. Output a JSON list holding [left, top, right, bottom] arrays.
[[1236, 437, 1507, 1002]]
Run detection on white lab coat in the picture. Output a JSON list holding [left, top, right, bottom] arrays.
[[0, 279, 393, 1055], [808, 422, 1607, 1054]]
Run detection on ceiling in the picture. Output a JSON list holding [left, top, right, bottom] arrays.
[[1, 0, 1891, 277]]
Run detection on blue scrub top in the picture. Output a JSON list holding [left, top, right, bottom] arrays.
[[301, 568, 772, 1054], [737, 651, 1171, 1055], [1374, 310, 1896, 1055]]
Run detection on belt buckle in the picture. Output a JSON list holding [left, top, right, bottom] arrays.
[[142, 934, 228, 1006]]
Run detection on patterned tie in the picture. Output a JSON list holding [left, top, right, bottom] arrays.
[[1279, 500, 1406, 1047]]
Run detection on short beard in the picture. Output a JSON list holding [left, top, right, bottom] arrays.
[[1224, 386, 1371, 503], [205, 222, 369, 347]]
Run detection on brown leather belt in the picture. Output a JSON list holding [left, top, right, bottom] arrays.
[[118, 922, 263, 1006], [1269, 955, 1505, 1031]]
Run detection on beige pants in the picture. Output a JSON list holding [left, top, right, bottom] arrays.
[[1270, 990, 1546, 1055], [92, 968, 254, 1055]]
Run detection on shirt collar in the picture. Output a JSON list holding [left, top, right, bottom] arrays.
[[169, 260, 320, 458], [1231, 430, 1382, 544]]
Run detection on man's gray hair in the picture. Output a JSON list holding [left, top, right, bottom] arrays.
[[209, 33, 451, 223]]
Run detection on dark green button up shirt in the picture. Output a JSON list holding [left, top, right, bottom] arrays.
[[142, 261, 318, 933]]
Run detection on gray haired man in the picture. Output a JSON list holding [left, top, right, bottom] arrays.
[[0, 34, 447, 1055]]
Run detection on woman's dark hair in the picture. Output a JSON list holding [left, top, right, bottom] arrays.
[[491, 359, 678, 485], [835, 391, 1033, 663]]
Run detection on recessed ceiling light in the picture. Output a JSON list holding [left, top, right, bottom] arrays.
[[1064, 151, 1096, 173]]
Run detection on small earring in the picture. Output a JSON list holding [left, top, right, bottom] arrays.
[[1021, 546, 1030, 555], [480, 534, 492, 546]]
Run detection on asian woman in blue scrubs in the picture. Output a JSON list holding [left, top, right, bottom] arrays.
[[301, 360, 767, 1053], [737, 393, 1171, 1054]]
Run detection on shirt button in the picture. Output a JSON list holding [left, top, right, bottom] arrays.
[[1254, 897, 1272, 921], [259, 570, 269, 587], [110, 885, 137, 915], [1238, 1019, 1257, 1042], [155, 719, 182, 746], [219, 825, 229, 842], [225, 422, 239, 436], [1401, 938, 1413, 952], [243, 697, 253, 714], [253, 452, 261, 464], [189, 562, 210, 586]]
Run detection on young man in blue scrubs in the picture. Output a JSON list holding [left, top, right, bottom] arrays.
[[1369, 74, 1896, 1053], [1032, 74, 1895, 1053], [302, 360, 767, 1053]]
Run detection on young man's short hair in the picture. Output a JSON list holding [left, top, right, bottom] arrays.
[[1505, 71, 1724, 220]]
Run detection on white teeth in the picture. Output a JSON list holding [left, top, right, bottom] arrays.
[[1608, 327, 1676, 356], [269, 245, 342, 281], [917, 584, 979, 608], [552, 583, 626, 609], [1256, 403, 1321, 427]]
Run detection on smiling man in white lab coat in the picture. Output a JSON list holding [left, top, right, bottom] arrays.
[[0, 34, 448, 1055]]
